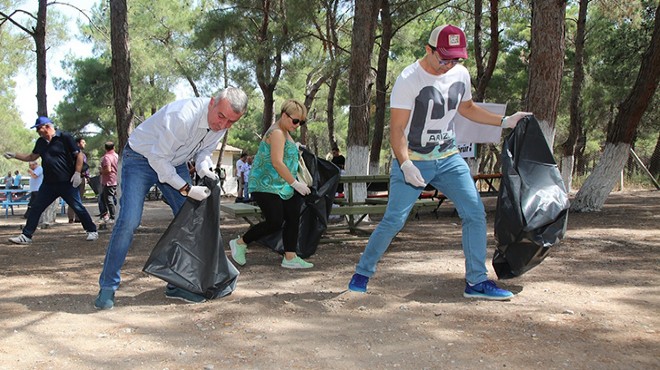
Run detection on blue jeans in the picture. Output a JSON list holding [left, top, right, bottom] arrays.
[[23, 181, 97, 238], [355, 154, 488, 285], [98, 145, 191, 291]]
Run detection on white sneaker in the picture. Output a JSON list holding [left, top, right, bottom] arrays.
[[9, 234, 32, 244], [86, 231, 99, 241]]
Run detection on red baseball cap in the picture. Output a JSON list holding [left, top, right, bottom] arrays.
[[428, 24, 468, 59]]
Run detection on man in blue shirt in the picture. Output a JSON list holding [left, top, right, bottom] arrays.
[[4, 116, 98, 244]]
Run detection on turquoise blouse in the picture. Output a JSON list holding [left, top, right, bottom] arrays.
[[248, 135, 299, 200]]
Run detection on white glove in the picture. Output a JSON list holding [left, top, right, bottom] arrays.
[[70, 172, 82, 188], [502, 112, 533, 129], [197, 167, 218, 181], [188, 185, 211, 201], [400, 160, 426, 187], [4, 152, 15, 159], [290, 180, 311, 196]]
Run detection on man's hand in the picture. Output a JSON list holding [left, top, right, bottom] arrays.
[[188, 185, 211, 201], [502, 112, 533, 129], [400, 160, 426, 187], [198, 167, 219, 181], [4, 152, 15, 159], [290, 180, 311, 196], [70, 172, 82, 188]]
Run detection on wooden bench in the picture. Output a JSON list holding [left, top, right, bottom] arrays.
[[473, 173, 502, 195]]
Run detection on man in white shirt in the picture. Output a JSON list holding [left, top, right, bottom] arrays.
[[24, 161, 43, 219], [95, 87, 248, 310], [235, 152, 247, 202]]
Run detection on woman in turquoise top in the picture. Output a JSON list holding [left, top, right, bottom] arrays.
[[229, 99, 313, 269]]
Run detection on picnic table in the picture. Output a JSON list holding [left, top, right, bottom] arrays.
[[1, 188, 30, 218], [220, 173, 502, 241]]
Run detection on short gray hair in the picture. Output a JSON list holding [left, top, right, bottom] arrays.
[[215, 87, 248, 115]]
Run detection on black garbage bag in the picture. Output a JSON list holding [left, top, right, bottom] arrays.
[[257, 147, 340, 258], [143, 177, 239, 299], [88, 175, 102, 196], [493, 116, 569, 279]]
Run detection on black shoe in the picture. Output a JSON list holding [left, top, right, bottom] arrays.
[[165, 286, 206, 303]]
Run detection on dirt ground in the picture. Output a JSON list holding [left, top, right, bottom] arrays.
[[0, 190, 658, 369]]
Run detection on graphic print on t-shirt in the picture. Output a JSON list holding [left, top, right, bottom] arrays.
[[407, 82, 466, 160]]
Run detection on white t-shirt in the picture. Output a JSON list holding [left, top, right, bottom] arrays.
[[29, 166, 43, 192], [390, 61, 472, 160], [236, 158, 245, 179]]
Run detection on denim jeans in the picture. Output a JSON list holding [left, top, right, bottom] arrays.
[[23, 181, 97, 238], [355, 154, 488, 285], [98, 145, 191, 291]]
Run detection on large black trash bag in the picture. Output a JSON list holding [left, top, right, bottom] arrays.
[[143, 177, 239, 299], [493, 116, 569, 279], [257, 147, 340, 258]]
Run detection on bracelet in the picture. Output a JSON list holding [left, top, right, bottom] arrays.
[[500, 115, 507, 127], [179, 183, 191, 196]]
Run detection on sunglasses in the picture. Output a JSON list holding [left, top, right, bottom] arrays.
[[429, 45, 464, 66], [284, 112, 306, 125]]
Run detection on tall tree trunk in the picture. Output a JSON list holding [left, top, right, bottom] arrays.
[[560, 0, 588, 192], [301, 71, 329, 146], [369, 0, 391, 176], [110, 0, 134, 153], [347, 0, 381, 201], [35, 0, 47, 116], [649, 131, 660, 178], [327, 71, 340, 150], [572, 3, 660, 212], [525, 0, 566, 148], [473, 0, 500, 102], [255, 0, 284, 134]]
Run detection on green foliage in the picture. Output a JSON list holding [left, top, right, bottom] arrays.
[[13, 0, 656, 181]]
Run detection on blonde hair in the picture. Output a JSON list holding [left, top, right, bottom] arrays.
[[280, 99, 307, 120]]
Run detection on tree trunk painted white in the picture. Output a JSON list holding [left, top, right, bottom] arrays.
[[571, 142, 630, 212], [560, 155, 574, 193], [346, 145, 370, 202], [368, 162, 381, 176]]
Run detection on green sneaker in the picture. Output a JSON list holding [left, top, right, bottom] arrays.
[[281, 255, 314, 269], [229, 238, 247, 266]]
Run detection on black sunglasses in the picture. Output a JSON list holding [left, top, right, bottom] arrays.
[[284, 112, 306, 125]]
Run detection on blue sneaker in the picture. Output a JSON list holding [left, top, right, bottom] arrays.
[[165, 286, 207, 303], [463, 280, 513, 301], [348, 273, 369, 293], [94, 289, 115, 310]]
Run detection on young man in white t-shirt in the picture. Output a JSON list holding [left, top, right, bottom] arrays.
[[348, 24, 531, 300]]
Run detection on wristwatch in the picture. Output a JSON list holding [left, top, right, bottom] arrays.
[[179, 183, 191, 196]]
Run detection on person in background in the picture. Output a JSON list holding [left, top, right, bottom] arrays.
[[24, 160, 43, 219], [347, 24, 531, 300], [330, 146, 346, 194], [94, 87, 248, 310], [241, 155, 253, 201], [235, 152, 247, 202], [4, 172, 13, 188], [12, 170, 22, 189], [99, 141, 119, 223], [4, 116, 98, 244], [216, 166, 227, 195], [229, 99, 313, 269], [67, 137, 89, 223]]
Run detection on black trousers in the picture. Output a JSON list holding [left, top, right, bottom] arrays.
[[101, 185, 117, 219], [242, 192, 302, 253]]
